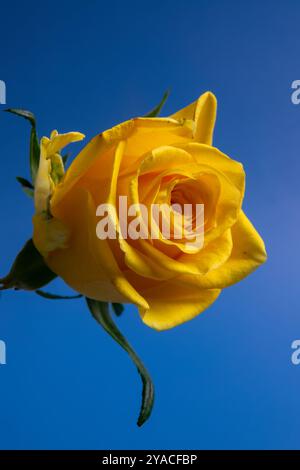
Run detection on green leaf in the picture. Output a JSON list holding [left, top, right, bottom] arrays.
[[16, 176, 34, 189], [112, 302, 124, 316], [86, 298, 154, 427], [36, 290, 82, 300], [5, 108, 40, 184], [29, 125, 40, 183], [16, 176, 34, 198], [0, 239, 57, 291], [144, 90, 170, 117], [5, 108, 36, 126], [21, 187, 34, 198]]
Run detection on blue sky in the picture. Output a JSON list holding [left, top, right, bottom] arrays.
[[0, 0, 300, 449]]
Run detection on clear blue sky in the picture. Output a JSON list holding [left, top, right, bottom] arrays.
[[0, 0, 299, 450]]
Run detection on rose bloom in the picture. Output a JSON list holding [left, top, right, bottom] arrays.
[[33, 92, 266, 330]]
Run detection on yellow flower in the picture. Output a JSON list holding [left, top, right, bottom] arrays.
[[32, 92, 266, 330]]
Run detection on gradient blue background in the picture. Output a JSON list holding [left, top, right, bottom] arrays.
[[0, 0, 299, 450]]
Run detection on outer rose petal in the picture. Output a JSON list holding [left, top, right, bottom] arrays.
[[170, 91, 217, 145], [48, 139, 149, 309], [139, 281, 221, 330], [47, 131, 85, 156], [34, 137, 53, 214], [180, 211, 267, 289], [33, 214, 70, 257], [183, 143, 245, 193], [52, 118, 192, 209], [51, 121, 134, 209], [35, 131, 85, 214], [135, 211, 266, 331], [45, 186, 148, 308]]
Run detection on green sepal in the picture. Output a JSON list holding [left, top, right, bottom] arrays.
[[112, 302, 124, 316], [16, 176, 34, 189], [36, 290, 82, 300], [5, 108, 40, 184], [86, 298, 154, 427], [0, 239, 57, 291], [21, 187, 34, 198], [22, 186, 34, 199], [5, 109, 36, 126], [144, 90, 170, 117], [62, 152, 70, 165], [16, 176, 34, 198], [50, 153, 64, 185]]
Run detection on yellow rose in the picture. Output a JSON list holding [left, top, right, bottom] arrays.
[[32, 92, 267, 330]]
